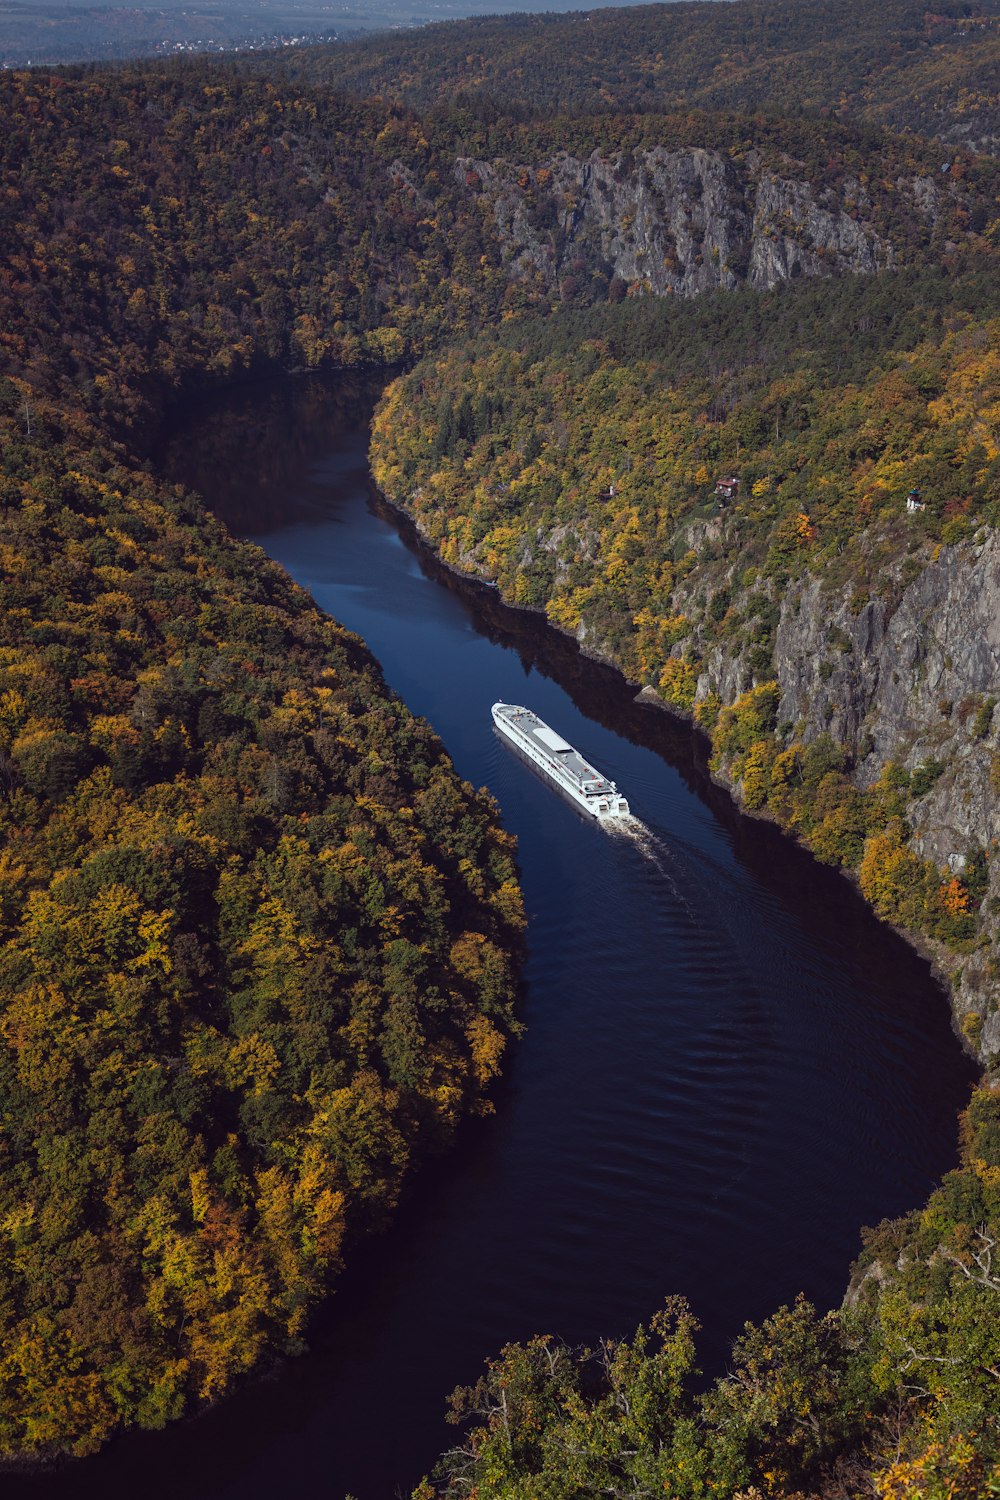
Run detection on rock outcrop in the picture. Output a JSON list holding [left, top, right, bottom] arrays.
[[457, 147, 907, 299], [690, 532, 1000, 1062]]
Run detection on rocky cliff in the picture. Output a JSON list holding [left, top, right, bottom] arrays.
[[677, 523, 1000, 1063], [368, 218, 999, 1071], [779, 538, 1000, 1054], [456, 147, 958, 299]]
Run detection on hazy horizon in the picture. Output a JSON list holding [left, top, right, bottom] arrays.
[[1, 0, 731, 70]]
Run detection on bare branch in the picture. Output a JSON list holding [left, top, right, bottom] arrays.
[[940, 1227, 1000, 1295]]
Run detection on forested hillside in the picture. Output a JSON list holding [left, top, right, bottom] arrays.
[[0, 394, 524, 1458], [2, 64, 989, 449], [0, 65, 531, 1460], [0, 0, 999, 1481], [0, 68, 517, 440], [294, 0, 1000, 155]]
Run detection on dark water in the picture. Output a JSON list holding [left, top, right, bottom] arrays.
[[20, 376, 974, 1500]]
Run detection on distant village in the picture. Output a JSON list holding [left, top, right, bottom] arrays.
[[1, 0, 488, 70]]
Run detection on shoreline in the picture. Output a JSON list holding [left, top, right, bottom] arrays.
[[372, 482, 983, 1076]]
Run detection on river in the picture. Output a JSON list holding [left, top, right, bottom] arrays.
[[15, 374, 974, 1500]]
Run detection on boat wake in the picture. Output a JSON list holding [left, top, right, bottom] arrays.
[[604, 813, 694, 914], [603, 811, 666, 864]]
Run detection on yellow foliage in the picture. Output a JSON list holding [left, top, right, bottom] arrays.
[[0, 1321, 118, 1457], [858, 825, 929, 925], [741, 739, 777, 810], [770, 744, 802, 787], [492, 877, 527, 932], [224, 1034, 281, 1095], [876, 1433, 1000, 1500], [465, 1012, 506, 1089], [190, 1168, 211, 1224], [658, 656, 699, 711], [546, 592, 584, 631]]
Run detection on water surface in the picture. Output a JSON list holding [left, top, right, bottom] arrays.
[[16, 375, 973, 1500]]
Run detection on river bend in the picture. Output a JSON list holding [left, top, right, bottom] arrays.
[[13, 374, 973, 1500]]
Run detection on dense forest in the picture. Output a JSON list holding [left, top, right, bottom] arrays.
[[0, 67, 520, 439], [0, 389, 525, 1457], [0, 64, 536, 1461], [371, 266, 1000, 946], [292, 0, 1000, 155], [2, 60, 990, 447], [369, 271, 1000, 1492], [0, 0, 999, 1486]]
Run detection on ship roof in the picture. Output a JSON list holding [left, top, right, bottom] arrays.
[[535, 724, 572, 753], [498, 704, 617, 795]]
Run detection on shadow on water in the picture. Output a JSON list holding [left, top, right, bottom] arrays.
[[15, 371, 975, 1500], [359, 471, 962, 1014]]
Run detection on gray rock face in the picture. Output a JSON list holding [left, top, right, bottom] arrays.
[[458, 146, 898, 298], [763, 534, 1000, 1060], [774, 538, 1000, 777], [406, 456, 1000, 1059]]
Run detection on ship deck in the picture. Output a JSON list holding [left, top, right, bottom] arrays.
[[498, 706, 616, 795]]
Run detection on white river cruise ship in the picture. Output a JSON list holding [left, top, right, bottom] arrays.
[[492, 702, 629, 819]]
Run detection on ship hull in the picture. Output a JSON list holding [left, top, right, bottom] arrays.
[[492, 702, 629, 819]]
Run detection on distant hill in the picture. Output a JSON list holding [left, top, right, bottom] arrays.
[[290, 0, 1000, 155], [0, 0, 341, 68], [0, 1, 999, 1480], [0, 0, 724, 68]]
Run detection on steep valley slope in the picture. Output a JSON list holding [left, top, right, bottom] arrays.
[[0, 10, 999, 1488], [372, 274, 1000, 1063]]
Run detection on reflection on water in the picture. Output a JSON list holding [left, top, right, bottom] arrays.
[[13, 373, 972, 1500], [162, 371, 390, 535]]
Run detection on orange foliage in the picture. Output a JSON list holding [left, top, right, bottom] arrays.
[[940, 875, 970, 915]]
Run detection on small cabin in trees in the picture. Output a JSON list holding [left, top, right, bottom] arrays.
[[715, 476, 740, 503], [906, 489, 926, 513]]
